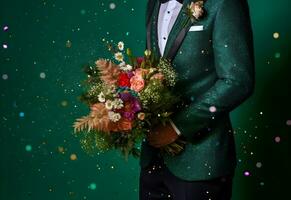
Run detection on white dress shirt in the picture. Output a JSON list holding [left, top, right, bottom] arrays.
[[158, 0, 183, 56], [158, 0, 183, 135]]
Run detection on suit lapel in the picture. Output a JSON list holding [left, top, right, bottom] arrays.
[[146, 0, 162, 57], [164, 0, 195, 61], [163, 0, 191, 58]]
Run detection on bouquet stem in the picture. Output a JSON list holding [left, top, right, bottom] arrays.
[[160, 138, 187, 156]]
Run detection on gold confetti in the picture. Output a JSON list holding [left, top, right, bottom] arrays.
[[70, 153, 77, 160]]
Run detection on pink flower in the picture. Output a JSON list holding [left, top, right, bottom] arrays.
[[130, 75, 145, 92], [136, 57, 144, 66], [137, 112, 145, 120], [150, 73, 164, 81], [134, 68, 149, 77]]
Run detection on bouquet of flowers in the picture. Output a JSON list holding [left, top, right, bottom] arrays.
[[73, 41, 186, 159]]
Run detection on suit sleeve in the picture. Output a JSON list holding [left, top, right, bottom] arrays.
[[170, 0, 255, 140]]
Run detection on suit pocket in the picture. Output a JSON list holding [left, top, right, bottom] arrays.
[[189, 25, 204, 32]]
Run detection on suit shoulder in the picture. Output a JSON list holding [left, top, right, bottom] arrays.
[[206, 0, 248, 10], [206, 0, 250, 16]]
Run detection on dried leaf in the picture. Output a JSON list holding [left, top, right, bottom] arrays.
[[95, 59, 120, 85]]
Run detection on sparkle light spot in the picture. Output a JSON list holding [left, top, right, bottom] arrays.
[[273, 32, 279, 39], [88, 183, 97, 190], [109, 3, 116, 10], [3, 26, 9, 31], [209, 106, 216, 113], [40, 72, 46, 79], [61, 100, 68, 107], [243, 171, 251, 176], [274, 52, 281, 58], [286, 120, 291, 126], [274, 136, 281, 143], [80, 9, 86, 15], [2, 74, 8, 80], [25, 145, 32, 152], [70, 153, 77, 160], [3, 44, 8, 49], [66, 40, 72, 48], [256, 162, 262, 168], [19, 112, 25, 117], [58, 146, 65, 154]]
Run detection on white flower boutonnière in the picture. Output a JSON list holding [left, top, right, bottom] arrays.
[[188, 1, 205, 21], [182, 0, 206, 27]]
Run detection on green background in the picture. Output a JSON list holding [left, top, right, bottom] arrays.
[[0, 0, 290, 199]]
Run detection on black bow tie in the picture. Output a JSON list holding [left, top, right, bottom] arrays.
[[160, 0, 184, 4]]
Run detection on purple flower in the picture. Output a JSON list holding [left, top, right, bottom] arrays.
[[122, 112, 135, 121], [119, 92, 132, 101], [118, 91, 142, 121], [131, 98, 142, 113], [127, 71, 134, 79]]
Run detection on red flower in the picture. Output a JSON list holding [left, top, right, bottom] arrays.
[[136, 57, 144, 66], [118, 72, 131, 87]]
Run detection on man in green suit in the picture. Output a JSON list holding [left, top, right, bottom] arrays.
[[139, 0, 255, 199]]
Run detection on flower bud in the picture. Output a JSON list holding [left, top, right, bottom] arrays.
[[144, 49, 151, 57], [126, 48, 132, 56]]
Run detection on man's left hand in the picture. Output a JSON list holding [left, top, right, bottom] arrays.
[[147, 122, 179, 148]]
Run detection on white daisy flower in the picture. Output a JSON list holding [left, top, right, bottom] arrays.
[[114, 52, 124, 62], [120, 64, 133, 71], [113, 98, 124, 109], [108, 111, 121, 122], [105, 100, 113, 110], [104, 85, 116, 95], [117, 41, 124, 51], [119, 61, 126, 67], [98, 92, 105, 102]]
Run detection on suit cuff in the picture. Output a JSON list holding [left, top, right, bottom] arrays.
[[169, 119, 182, 136]]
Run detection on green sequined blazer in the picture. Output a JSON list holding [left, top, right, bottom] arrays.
[[140, 0, 255, 181]]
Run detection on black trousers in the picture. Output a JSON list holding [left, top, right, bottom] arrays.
[[139, 155, 233, 200]]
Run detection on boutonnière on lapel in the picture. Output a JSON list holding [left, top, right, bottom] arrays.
[[182, 0, 206, 27]]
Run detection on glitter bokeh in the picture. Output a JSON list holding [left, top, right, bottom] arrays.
[[0, 0, 290, 199]]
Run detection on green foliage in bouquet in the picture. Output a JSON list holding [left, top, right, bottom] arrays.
[[76, 125, 145, 160]]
